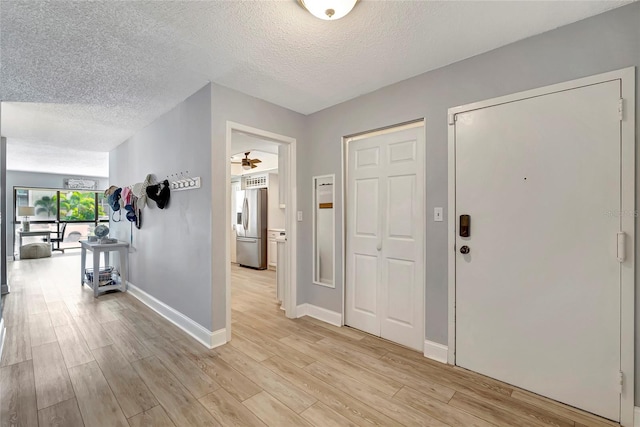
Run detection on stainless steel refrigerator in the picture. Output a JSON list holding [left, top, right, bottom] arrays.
[[235, 188, 268, 269]]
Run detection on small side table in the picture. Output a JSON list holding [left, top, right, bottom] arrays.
[[80, 240, 129, 297]]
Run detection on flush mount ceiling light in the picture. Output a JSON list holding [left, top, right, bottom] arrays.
[[298, 0, 359, 20]]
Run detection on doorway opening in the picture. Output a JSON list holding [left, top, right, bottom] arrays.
[[225, 122, 297, 342]]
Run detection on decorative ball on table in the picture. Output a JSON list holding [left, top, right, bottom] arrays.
[[95, 225, 110, 240]]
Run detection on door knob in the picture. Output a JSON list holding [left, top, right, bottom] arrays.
[[460, 245, 470, 254]]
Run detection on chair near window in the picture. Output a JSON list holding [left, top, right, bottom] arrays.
[[43, 222, 67, 253]]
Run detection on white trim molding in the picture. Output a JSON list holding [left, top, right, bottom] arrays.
[[297, 303, 342, 327], [424, 339, 448, 364], [634, 406, 640, 427], [127, 282, 226, 349], [208, 328, 228, 350], [0, 318, 5, 361]]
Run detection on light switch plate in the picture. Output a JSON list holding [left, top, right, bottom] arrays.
[[434, 207, 443, 222], [297, 211, 303, 222]]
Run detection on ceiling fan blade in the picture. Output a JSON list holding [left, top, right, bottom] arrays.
[[251, 163, 258, 168], [251, 159, 262, 164], [230, 161, 241, 164]]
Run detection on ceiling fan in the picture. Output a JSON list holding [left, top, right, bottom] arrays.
[[231, 152, 262, 170]]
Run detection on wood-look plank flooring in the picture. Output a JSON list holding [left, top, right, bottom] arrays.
[[0, 255, 621, 426]]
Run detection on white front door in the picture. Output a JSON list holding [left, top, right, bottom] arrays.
[[454, 78, 626, 420], [345, 124, 425, 351]]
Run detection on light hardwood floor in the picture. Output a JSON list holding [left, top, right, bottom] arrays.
[[1, 255, 620, 427]]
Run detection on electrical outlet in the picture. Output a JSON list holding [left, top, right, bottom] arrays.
[[297, 211, 303, 222]]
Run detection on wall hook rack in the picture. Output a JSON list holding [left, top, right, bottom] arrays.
[[169, 170, 201, 191]]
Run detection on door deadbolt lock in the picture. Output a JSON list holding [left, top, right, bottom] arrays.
[[459, 215, 470, 237], [460, 245, 470, 254]]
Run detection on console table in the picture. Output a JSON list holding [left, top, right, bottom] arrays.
[[18, 230, 51, 246], [80, 240, 129, 297]]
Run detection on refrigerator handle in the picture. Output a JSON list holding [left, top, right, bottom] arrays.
[[243, 198, 249, 232]]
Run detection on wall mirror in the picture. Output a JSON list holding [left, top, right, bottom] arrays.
[[313, 175, 335, 287]]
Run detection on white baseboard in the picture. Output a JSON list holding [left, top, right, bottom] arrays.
[[634, 406, 640, 427], [0, 318, 6, 362], [424, 339, 448, 364], [126, 282, 226, 349], [208, 328, 228, 349], [296, 303, 342, 327]]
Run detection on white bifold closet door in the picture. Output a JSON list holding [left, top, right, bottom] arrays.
[[345, 124, 425, 351]]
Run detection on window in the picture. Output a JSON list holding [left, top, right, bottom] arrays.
[[33, 190, 59, 220], [97, 193, 109, 221], [13, 187, 108, 254], [15, 189, 28, 208], [59, 190, 99, 221]]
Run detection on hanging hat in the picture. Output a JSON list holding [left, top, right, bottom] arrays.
[[131, 174, 152, 209], [124, 193, 137, 223], [125, 205, 136, 222], [134, 197, 142, 229], [107, 188, 122, 211], [131, 182, 143, 197], [104, 185, 118, 196], [146, 179, 170, 209], [131, 182, 146, 209], [122, 187, 132, 205]]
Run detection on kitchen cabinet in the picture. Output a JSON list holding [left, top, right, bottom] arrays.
[[267, 229, 283, 269]]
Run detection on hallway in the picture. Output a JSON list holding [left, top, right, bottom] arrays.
[[0, 257, 618, 426]]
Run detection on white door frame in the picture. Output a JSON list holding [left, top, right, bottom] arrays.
[[447, 67, 635, 426], [341, 119, 427, 348], [225, 121, 298, 341]]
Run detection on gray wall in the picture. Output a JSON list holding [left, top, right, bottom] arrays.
[[103, 2, 640, 401], [1, 136, 5, 304], [109, 84, 214, 330], [210, 83, 306, 330], [300, 0, 640, 393], [5, 170, 109, 256]]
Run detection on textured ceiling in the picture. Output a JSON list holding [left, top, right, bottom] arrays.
[[6, 139, 109, 177], [0, 0, 634, 173], [231, 131, 280, 156]]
